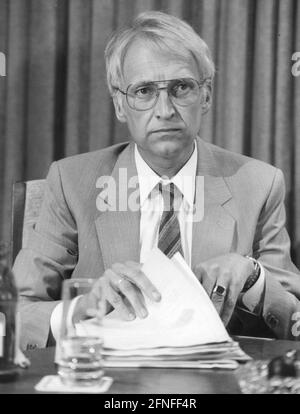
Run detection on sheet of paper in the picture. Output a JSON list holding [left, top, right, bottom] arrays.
[[77, 248, 231, 350], [103, 359, 239, 370], [102, 342, 249, 359]]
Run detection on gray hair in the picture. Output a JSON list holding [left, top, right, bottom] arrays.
[[105, 11, 215, 96]]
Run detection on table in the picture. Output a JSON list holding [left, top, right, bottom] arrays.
[[1, 337, 300, 394]]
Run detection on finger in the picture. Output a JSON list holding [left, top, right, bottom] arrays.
[[203, 265, 218, 296], [220, 283, 239, 326], [103, 271, 136, 320], [131, 283, 147, 309], [120, 280, 148, 319], [113, 262, 161, 302], [193, 265, 214, 296], [123, 296, 137, 317], [125, 262, 161, 302], [110, 273, 148, 319], [106, 287, 136, 321], [210, 268, 228, 316]]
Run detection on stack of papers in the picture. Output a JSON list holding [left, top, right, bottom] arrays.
[[76, 249, 250, 369]]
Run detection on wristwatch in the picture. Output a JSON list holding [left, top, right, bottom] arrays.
[[241, 256, 261, 293]]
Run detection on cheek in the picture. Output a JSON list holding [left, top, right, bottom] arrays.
[[126, 112, 151, 137], [180, 107, 202, 131]]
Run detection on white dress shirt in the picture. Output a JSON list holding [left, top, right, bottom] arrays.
[[50, 141, 265, 340], [136, 143, 197, 266]]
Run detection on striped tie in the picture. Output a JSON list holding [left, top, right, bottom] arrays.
[[157, 183, 183, 258]]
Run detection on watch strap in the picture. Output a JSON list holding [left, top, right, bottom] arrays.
[[242, 256, 261, 293]]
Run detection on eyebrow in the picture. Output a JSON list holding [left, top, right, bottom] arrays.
[[131, 80, 156, 87], [131, 77, 191, 86]]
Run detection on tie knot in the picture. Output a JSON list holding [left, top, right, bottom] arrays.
[[159, 182, 181, 212], [159, 181, 174, 194]]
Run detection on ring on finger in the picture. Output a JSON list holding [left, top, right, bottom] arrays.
[[212, 284, 227, 297], [116, 277, 125, 287]]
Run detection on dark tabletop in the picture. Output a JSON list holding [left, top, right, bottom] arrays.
[[1, 336, 300, 394]]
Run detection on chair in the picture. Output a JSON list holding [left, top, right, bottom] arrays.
[[11, 180, 46, 265]]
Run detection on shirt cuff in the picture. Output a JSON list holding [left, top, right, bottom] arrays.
[[50, 301, 63, 342], [240, 261, 265, 313], [50, 295, 83, 342]]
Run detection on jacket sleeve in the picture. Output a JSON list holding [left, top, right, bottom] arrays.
[[235, 168, 300, 339], [13, 161, 78, 350]]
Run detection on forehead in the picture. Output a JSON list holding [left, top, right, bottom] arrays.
[[122, 39, 199, 86]]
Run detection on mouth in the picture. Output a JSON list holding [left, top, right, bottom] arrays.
[[151, 128, 182, 134]]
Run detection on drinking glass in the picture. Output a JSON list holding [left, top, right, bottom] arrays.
[[56, 278, 105, 386]]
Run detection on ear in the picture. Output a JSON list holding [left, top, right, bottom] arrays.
[[113, 93, 127, 123], [201, 80, 212, 115]]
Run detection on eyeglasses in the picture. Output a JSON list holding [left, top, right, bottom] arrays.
[[116, 78, 206, 111]]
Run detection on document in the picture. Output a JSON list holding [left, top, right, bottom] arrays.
[[79, 248, 230, 349], [76, 248, 250, 368]]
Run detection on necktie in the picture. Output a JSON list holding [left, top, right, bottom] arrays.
[[157, 183, 183, 258]]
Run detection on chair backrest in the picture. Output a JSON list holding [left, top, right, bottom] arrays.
[[11, 180, 46, 264]]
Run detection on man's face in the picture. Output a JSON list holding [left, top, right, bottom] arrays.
[[113, 40, 209, 166]]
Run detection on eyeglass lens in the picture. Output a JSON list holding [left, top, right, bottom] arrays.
[[126, 78, 201, 111]]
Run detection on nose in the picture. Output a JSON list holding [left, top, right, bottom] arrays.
[[154, 89, 176, 119]]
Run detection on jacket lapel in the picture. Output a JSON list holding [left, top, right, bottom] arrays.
[[191, 139, 236, 269], [95, 143, 140, 270]]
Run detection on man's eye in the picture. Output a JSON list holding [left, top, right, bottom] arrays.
[[173, 82, 190, 94], [178, 82, 189, 90], [135, 86, 154, 97]]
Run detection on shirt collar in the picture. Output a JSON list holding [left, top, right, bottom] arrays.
[[134, 142, 197, 208]]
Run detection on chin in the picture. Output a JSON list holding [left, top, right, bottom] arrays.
[[154, 141, 182, 158], [155, 136, 193, 158]]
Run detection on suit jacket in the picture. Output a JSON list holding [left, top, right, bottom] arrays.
[[13, 137, 300, 350]]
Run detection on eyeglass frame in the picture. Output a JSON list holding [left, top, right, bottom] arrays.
[[115, 77, 209, 112]]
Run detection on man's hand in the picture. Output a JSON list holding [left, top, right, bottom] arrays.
[[193, 253, 254, 326], [74, 261, 161, 322]]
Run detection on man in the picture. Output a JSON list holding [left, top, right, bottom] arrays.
[[13, 11, 300, 350]]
